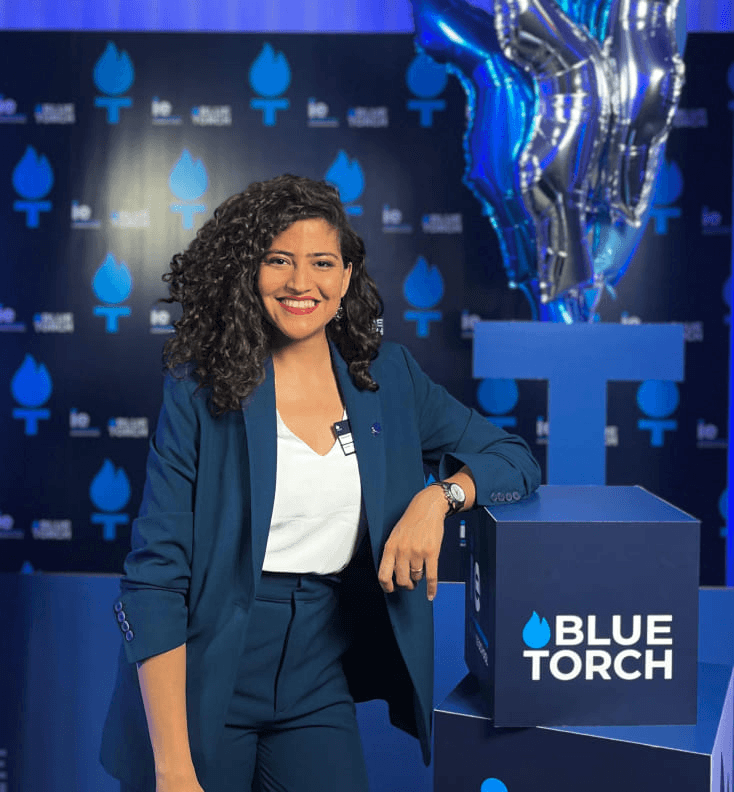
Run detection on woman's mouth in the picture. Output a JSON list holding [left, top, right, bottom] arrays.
[[278, 298, 319, 315]]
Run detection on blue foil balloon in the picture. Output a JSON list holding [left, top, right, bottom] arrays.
[[411, 0, 537, 290]]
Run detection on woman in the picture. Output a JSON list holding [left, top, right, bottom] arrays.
[[100, 174, 540, 792]]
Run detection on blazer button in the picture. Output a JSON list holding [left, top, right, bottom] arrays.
[[124, 630, 134, 642], [506, 492, 513, 502], [497, 493, 505, 502], [114, 601, 123, 613], [513, 491, 521, 501], [121, 620, 130, 632], [117, 611, 126, 623]]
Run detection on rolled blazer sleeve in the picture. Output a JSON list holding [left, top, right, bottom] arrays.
[[116, 373, 200, 665], [400, 345, 541, 504]]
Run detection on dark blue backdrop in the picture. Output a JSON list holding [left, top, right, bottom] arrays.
[[0, 32, 732, 585]]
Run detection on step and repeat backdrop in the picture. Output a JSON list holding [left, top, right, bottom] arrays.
[[0, 32, 732, 583]]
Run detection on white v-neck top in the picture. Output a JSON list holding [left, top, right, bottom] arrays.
[[262, 409, 363, 574]]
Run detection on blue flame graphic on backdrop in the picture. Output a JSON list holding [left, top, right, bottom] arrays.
[[90, 460, 131, 511], [11, 354, 52, 435], [249, 43, 291, 125], [407, 52, 448, 96], [403, 256, 444, 337], [11, 355, 52, 407], [93, 41, 134, 123], [169, 150, 208, 229], [522, 610, 551, 648], [480, 780, 508, 792], [90, 459, 131, 541], [249, 42, 291, 96], [12, 147, 53, 199], [477, 378, 518, 427], [92, 253, 133, 332], [637, 380, 679, 447], [93, 41, 135, 94], [93, 253, 133, 303], [406, 52, 448, 126], [649, 159, 684, 234], [12, 146, 54, 228], [325, 151, 364, 214]]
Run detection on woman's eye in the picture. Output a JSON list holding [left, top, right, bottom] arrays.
[[315, 259, 334, 268], [266, 257, 288, 266]]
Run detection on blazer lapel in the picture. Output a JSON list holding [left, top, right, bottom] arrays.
[[331, 345, 386, 567], [242, 359, 277, 583]]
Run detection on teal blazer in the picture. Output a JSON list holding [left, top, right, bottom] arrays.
[[100, 342, 540, 790]]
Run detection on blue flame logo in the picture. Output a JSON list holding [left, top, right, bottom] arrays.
[[637, 380, 679, 418], [403, 256, 444, 308], [249, 43, 291, 97], [325, 151, 364, 205], [11, 354, 52, 407], [522, 611, 551, 649], [12, 146, 54, 200], [653, 160, 683, 206], [92, 254, 133, 304], [477, 379, 518, 415], [90, 459, 131, 512], [481, 780, 508, 792], [169, 150, 208, 200], [406, 52, 448, 98], [93, 42, 135, 95]]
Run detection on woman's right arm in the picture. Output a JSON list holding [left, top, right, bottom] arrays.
[[118, 372, 202, 789], [137, 645, 204, 791]]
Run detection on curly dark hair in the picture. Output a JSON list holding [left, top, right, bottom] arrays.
[[161, 174, 384, 415]]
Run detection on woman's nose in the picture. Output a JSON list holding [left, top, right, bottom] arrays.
[[286, 262, 312, 292]]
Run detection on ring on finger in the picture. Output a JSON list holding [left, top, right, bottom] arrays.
[[410, 566, 424, 578]]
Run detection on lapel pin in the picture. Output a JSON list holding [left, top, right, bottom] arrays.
[[370, 422, 382, 436]]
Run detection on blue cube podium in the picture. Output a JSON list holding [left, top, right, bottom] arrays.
[[434, 664, 733, 792], [465, 485, 700, 726]]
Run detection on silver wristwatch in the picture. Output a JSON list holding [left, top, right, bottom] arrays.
[[430, 481, 466, 516]]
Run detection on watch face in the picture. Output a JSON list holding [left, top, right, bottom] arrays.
[[449, 483, 465, 503]]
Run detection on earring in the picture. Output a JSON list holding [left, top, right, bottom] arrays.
[[334, 301, 344, 321]]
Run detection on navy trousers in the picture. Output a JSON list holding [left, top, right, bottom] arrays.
[[205, 571, 370, 792]]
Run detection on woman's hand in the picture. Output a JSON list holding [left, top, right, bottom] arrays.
[[377, 468, 476, 601], [377, 486, 448, 601]]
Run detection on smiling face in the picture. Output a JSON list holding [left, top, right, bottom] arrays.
[[258, 218, 352, 348]]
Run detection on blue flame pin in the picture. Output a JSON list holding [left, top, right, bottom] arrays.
[[406, 52, 448, 127], [90, 459, 131, 541], [12, 146, 54, 228], [93, 42, 135, 123], [522, 611, 551, 649], [169, 150, 208, 229], [11, 354, 52, 435], [325, 151, 364, 216], [403, 256, 444, 338], [92, 253, 133, 332], [249, 43, 291, 126]]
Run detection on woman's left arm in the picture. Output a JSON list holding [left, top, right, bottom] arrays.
[[377, 465, 476, 601], [377, 345, 541, 600]]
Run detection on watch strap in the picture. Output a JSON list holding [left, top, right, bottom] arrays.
[[429, 480, 465, 516]]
